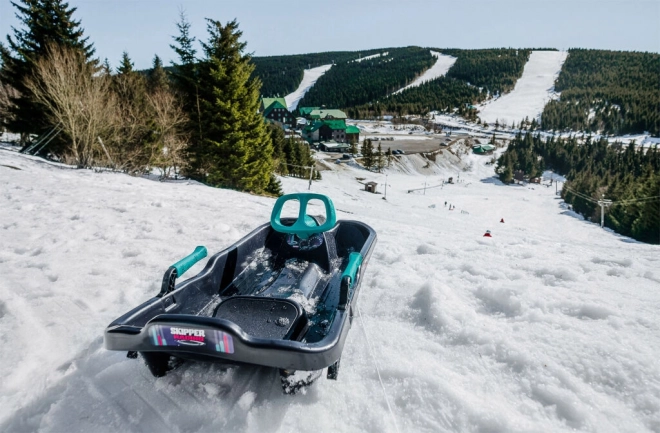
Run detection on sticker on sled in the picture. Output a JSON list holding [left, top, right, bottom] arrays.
[[149, 325, 234, 353]]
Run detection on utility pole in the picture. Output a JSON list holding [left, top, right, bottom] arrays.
[[423, 178, 427, 195], [308, 165, 314, 190], [598, 195, 612, 228], [384, 174, 388, 200]]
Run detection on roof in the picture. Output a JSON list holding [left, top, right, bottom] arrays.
[[320, 141, 350, 149], [473, 144, 496, 154], [261, 97, 287, 112], [298, 106, 321, 116], [310, 109, 347, 120], [345, 125, 360, 134], [262, 100, 289, 118], [303, 121, 323, 133], [321, 119, 347, 130]]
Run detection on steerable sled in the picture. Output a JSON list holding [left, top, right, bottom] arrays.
[[104, 193, 376, 393]]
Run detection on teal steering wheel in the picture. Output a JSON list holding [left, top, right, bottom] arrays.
[[270, 193, 337, 239]]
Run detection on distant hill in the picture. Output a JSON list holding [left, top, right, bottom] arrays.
[[541, 49, 660, 135], [150, 47, 658, 134], [250, 47, 548, 118]]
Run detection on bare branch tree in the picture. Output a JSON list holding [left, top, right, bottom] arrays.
[[146, 88, 189, 178], [0, 80, 19, 132], [24, 44, 115, 167]]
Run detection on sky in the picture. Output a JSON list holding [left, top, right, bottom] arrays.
[[1, 0, 659, 70]]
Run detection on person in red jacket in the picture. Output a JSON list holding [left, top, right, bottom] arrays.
[[483, 230, 492, 237]]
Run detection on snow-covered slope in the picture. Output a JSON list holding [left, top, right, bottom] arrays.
[[284, 64, 333, 111], [392, 51, 457, 95], [1, 148, 659, 433], [478, 51, 568, 126], [354, 52, 388, 63]]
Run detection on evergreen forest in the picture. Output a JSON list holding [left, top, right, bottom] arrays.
[[541, 49, 660, 135], [496, 133, 659, 243], [297, 47, 435, 109], [252, 50, 380, 98], [441, 48, 532, 96]]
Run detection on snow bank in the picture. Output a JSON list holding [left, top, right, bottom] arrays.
[[1, 147, 659, 432], [284, 64, 333, 111], [392, 51, 457, 95], [478, 51, 568, 126]]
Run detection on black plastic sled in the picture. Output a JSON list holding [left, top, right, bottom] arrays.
[[104, 193, 376, 392]]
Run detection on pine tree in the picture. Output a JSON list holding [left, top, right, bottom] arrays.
[[0, 0, 95, 143], [111, 51, 151, 171], [170, 11, 202, 171], [349, 137, 358, 155], [361, 139, 374, 170], [376, 142, 384, 172], [117, 51, 134, 75], [197, 18, 276, 194], [147, 55, 169, 92]]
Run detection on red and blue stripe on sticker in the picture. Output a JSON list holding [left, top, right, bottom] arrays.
[[149, 325, 234, 353]]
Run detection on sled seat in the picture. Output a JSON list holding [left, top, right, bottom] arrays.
[[213, 297, 306, 340]]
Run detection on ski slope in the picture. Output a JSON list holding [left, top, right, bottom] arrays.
[[1, 147, 659, 433], [354, 52, 388, 63], [478, 51, 568, 126], [284, 64, 333, 111], [392, 51, 457, 95]]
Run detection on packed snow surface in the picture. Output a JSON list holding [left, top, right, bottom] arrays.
[[393, 51, 457, 95], [354, 52, 388, 63], [478, 51, 568, 126], [284, 64, 333, 111], [1, 147, 659, 433]]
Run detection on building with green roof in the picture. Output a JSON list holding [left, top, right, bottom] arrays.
[[261, 97, 295, 128], [473, 144, 496, 155], [302, 120, 324, 142], [345, 124, 360, 143], [309, 109, 347, 120], [319, 119, 348, 142], [260, 97, 287, 112], [297, 106, 321, 117]]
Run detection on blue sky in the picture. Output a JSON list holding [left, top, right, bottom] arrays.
[[1, 0, 658, 70]]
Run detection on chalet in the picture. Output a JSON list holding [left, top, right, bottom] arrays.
[[260, 97, 286, 112], [302, 120, 323, 142], [261, 97, 295, 128], [298, 106, 321, 118], [310, 109, 347, 120], [319, 119, 347, 142]]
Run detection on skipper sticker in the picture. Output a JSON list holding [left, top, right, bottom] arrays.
[[149, 325, 234, 353]]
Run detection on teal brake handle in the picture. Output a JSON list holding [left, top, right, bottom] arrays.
[[270, 193, 337, 239], [338, 252, 363, 310], [159, 246, 208, 297]]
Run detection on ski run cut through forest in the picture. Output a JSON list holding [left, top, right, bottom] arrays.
[[1, 146, 659, 433]]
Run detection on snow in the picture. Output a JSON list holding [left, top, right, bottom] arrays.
[[477, 51, 568, 126], [353, 52, 388, 63], [284, 64, 333, 112], [392, 51, 457, 95], [1, 145, 660, 433]]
